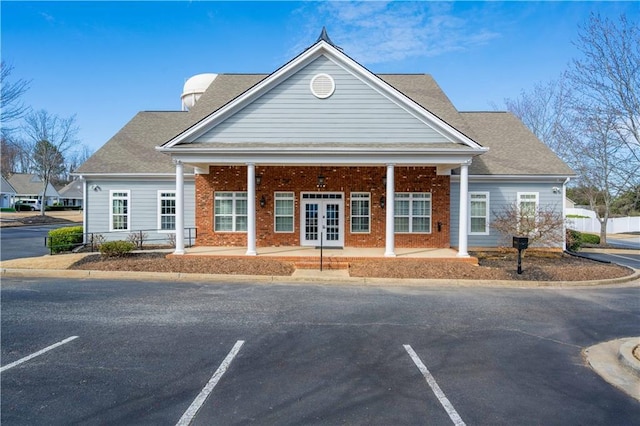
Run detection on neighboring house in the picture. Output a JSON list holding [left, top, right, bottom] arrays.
[[75, 30, 574, 255], [58, 180, 84, 208], [7, 173, 60, 207], [1, 176, 17, 208]]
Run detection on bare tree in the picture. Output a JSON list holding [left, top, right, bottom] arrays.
[[503, 76, 578, 163], [491, 203, 566, 249], [66, 145, 93, 177], [569, 13, 640, 164], [21, 110, 79, 215], [0, 61, 30, 138], [504, 13, 640, 245], [571, 108, 638, 244]]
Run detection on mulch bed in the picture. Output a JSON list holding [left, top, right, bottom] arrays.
[[68, 251, 633, 281]]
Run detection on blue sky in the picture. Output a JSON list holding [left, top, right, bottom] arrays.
[[2, 1, 637, 154]]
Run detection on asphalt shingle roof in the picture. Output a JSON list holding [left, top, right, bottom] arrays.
[[7, 173, 60, 197], [76, 73, 572, 177], [461, 112, 575, 176]]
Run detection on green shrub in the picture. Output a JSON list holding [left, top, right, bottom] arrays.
[[580, 233, 601, 245], [566, 229, 601, 251], [99, 240, 136, 257], [0, 208, 16, 212], [47, 226, 84, 254], [566, 229, 581, 251]]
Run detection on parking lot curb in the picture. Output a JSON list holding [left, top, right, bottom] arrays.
[[584, 337, 640, 402], [2, 266, 639, 288]]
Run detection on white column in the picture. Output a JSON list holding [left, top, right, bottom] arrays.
[[384, 164, 396, 257], [457, 161, 470, 257], [174, 160, 185, 255], [246, 163, 257, 255]]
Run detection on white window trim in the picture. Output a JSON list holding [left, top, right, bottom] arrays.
[[214, 191, 248, 233], [350, 192, 371, 234], [109, 190, 131, 232], [274, 191, 295, 233], [394, 192, 432, 234], [468, 191, 490, 235], [517, 191, 539, 234], [517, 192, 539, 214], [157, 190, 176, 233]]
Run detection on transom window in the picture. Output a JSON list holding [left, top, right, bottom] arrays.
[[274, 192, 294, 233], [350, 192, 370, 233], [158, 191, 176, 231], [394, 193, 431, 233], [469, 192, 489, 235], [110, 190, 130, 231], [214, 192, 247, 232]]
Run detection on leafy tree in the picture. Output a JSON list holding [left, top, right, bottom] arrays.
[[611, 185, 640, 216]]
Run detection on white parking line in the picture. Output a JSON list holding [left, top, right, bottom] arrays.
[[176, 340, 245, 426], [404, 344, 466, 426], [0, 336, 79, 372]]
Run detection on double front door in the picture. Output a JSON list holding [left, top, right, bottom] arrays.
[[301, 193, 344, 247]]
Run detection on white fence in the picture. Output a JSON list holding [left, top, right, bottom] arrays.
[[566, 208, 640, 234]]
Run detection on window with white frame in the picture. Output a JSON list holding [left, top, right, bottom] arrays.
[[110, 190, 130, 231], [518, 192, 538, 218], [517, 192, 539, 233], [351, 192, 371, 234], [350, 192, 370, 233], [469, 192, 490, 235], [158, 191, 176, 231], [274, 192, 294, 232], [394, 193, 431, 233], [214, 192, 247, 232]]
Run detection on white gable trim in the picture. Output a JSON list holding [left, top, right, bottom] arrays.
[[162, 41, 483, 150]]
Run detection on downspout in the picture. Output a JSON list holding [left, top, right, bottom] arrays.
[[81, 176, 88, 245], [562, 177, 570, 251]]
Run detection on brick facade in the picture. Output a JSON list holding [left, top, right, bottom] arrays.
[[194, 165, 450, 248]]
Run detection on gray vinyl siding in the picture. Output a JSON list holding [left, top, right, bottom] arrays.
[[196, 56, 451, 144], [450, 180, 564, 248], [84, 179, 195, 244]]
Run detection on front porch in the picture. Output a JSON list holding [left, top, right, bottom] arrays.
[[171, 245, 479, 269]]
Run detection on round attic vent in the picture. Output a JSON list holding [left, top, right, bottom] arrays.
[[310, 73, 335, 99]]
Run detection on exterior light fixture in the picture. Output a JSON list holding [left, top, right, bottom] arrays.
[[256, 175, 262, 186], [380, 196, 386, 209], [317, 174, 326, 188], [260, 195, 266, 208], [382, 176, 387, 187]]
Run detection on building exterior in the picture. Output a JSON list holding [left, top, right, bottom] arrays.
[[7, 173, 60, 207], [1, 176, 17, 209], [76, 31, 574, 255], [58, 179, 84, 208]]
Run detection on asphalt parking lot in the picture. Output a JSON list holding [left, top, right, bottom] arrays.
[[2, 277, 639, 425]]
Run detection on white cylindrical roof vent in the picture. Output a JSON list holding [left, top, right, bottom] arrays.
[[181, 73, 217, 110]]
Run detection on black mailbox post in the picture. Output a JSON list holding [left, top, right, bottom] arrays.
[[512, 236, 529, 274]]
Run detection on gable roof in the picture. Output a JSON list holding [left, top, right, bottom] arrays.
[[58, 180, 83, 199], [1, 175, 16, 194], [161, 40, 484, 150], [8, 173, 60, 197], [461, 112, 575, 176]]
